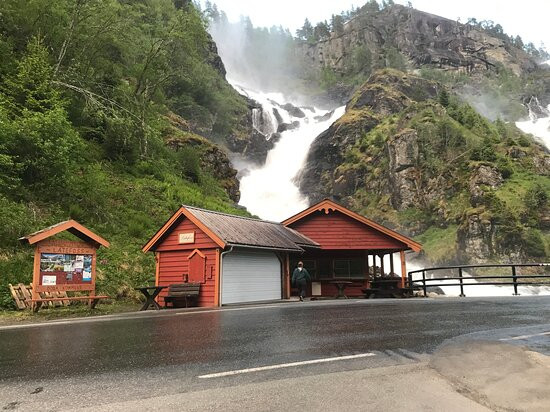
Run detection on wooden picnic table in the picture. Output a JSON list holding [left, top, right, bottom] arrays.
[[330, 280, 354, 299], [135, 286, 166, 311]]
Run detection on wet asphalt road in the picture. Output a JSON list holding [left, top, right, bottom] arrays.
[[0, 296, 549, 383]]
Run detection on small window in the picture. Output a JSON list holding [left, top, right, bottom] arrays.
[[333, 259, 364, 279]]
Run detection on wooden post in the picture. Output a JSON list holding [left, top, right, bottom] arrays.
[[214, 249, 220, 306], [364, 251, 370, 288], [380, 254, 385, 277], [31, 247, 41, 309], [390, 253, 395, 276], [284, 253, 291, 299], [154, 252, 161, 305], [400, 251, 407, 288]]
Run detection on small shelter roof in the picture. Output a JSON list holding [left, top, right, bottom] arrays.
[[282, 199, 422, 252], [19, 220, 110, 248], [142, 206, 319, 253]]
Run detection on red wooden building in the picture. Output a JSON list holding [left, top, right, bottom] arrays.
[[282, 199, 422, 298], [143, 199, 421, 306]]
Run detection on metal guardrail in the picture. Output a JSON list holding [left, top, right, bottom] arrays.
[[408, 263, 550, 297]]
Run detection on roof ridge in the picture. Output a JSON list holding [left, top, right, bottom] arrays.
[[183, 205, 284, 225]]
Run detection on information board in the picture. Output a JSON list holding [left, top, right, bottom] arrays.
[[39, 253, 93, 285]]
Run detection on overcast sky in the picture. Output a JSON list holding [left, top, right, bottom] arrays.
[[203, 0, 549, 48]]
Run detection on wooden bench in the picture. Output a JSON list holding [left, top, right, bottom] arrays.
[[362, 287, 413, 299], [31, 295, 110, 312], [164, 283, 200, 308]]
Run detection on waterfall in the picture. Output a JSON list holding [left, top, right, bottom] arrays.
[[515, 96, 550, 150], [233, 83, 284, 139], [230, 81, 344, 221]]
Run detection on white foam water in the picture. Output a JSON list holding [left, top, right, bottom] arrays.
[[231, 82, 344, 222], [405, 261, 550, 297], [515, 100, 550, 150]]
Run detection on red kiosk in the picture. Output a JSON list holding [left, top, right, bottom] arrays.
[[19, 220, 110, 311]]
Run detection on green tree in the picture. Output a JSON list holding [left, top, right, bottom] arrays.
[[352, 45, 372, 74], [525, 184, 548, 209], [438, 88, 450, 107], [385, 47, 407, 70], [314, 21, 331, 40], [331, 14, 345, 35], [1, 37, 62, 117], [0, 37, 81, 193], [296, 18, 314, 41]]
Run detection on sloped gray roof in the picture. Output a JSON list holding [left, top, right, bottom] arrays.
[[184, 206, 319, 252]]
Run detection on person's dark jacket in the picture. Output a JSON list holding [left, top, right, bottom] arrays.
[[292, 267, 311, 285]]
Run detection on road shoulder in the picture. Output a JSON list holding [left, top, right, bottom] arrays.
[[74, 363, 490, 412]]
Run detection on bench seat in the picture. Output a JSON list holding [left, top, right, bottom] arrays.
[[164, 283, 200, 308], [362, 287, 413, 299], [31, 295, 110, 312]]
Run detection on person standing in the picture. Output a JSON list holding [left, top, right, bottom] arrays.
[[292, 261, 311, 301]]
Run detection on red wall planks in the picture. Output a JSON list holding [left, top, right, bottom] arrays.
[[155, 216, 219, 307], [288, 210, 406, 250], [156, 216, 218, 251]]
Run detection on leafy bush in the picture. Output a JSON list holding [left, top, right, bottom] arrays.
[[525, 183, 548, 209], [176, 146, 201, 183], [523, 229, 546, 257]]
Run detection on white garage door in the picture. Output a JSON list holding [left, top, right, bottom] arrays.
[[221, 250, 281, 305]]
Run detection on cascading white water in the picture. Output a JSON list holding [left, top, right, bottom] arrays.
[[404, 260, 550, 297], [231, 82, 345, 221], [232, 83, 290, 138], [515, 97, 550, 150]]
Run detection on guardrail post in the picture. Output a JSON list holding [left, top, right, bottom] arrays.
[[422, 270, 427, 297], [458, 267, 465, 297], [511, 266, 520, 296]]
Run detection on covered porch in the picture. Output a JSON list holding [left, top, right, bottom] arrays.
[[288, 248, 410, 298], [281, 199, 422, 299]]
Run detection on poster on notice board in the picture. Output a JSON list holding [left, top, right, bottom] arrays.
[[40, 253, 93, 285]]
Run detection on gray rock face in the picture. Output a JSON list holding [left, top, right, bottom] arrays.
[[277, 121, 300, 133], [457, 213, 496, 264], [299, 70, 438, 204], [226, 96, 274, 164], [205, 33, 226, 78], [314, 110, 335, 122], [387, 129, 420, 209], [298, 5, 537, 77], [533, 154, 550, 175], [281, 103, 306, 118], [468, 165, 503, 206]]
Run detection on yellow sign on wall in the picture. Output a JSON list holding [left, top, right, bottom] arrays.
[[178, 232, 195, 244]]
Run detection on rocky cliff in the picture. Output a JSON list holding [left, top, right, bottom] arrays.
[[299, 69, 549, 264], [299, 4, 538, 78]]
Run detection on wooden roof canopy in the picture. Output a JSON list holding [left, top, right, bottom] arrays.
[[142, 206, 319, 253], [282, 199, 422, 253], [19, 220, 110, 249]]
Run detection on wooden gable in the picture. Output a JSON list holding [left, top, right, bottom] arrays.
[[142, 207, 225, 252], [283, 199, 421, 252], [152, 214, 220, 252]]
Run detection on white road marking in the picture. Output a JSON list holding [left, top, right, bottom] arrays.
[[499, 331, 550, 341], [198, 353, 376, 379]]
